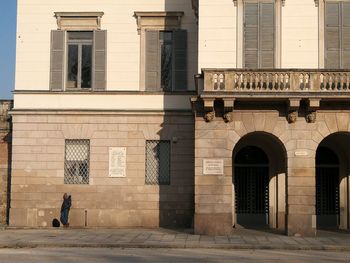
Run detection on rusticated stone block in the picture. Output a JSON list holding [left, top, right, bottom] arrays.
[[287, 214, 316, 237], [194, 213, 233, 235]]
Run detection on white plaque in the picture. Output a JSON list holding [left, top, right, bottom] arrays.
[[295, 150, 308, 156], [203, 159, 224, 175], [109, 147, 126, 177]]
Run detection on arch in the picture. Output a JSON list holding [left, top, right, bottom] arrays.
[[232, 131, 287, 231], [235, 146, 269, 165], [316, 132, 350, 230]]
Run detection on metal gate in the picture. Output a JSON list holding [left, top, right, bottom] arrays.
[[316, 166, 340, 228], [235, 165, 269, 226]]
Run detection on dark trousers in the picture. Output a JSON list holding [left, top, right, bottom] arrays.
[[60, 209, 69, 225]]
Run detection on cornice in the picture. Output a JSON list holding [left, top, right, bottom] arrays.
[[233, 0, 286, 6]]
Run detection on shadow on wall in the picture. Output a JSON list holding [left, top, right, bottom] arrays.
[[5, 131, 12, 225], [152, 0, 198, 230], [0, 100, 13, 226]]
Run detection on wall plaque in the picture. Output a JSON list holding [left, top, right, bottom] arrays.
[[203, 159, 224, 175], [109, 147, 126, 177]]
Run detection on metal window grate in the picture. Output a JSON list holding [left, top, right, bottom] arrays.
[[64, 139, 90, 184], [145, 140, 170, 185], [316, 167, 340, 215]]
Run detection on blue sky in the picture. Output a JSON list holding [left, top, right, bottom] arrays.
[[0, 0, 16, 99]]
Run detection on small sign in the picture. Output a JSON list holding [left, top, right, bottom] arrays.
[[203, 159, 224, 175], [109, 147, 126, 177], [295, 150, 308, 156]]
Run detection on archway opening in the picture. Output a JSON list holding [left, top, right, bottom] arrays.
[[316, 132, 350, 230], [232, 132, 287, 231], [316, 147, 339, 229], [235, 146, 269, 227]]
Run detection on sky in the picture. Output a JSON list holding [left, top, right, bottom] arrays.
[[0, 0, 16, 99]]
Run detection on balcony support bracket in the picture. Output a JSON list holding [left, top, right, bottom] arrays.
[[287, 98, 300, 123], [204, 98, 215, 122], [306, 98, 320, 123], [223, 98, 235, 123]]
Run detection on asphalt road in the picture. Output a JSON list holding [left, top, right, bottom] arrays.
[[0, 248, 349, 263]]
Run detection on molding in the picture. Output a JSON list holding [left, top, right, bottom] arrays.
[[9, 109, 193, 116], [13, 90, 196, 96], [315, 0, 320, 7], [54, 12, 104, 30], [234, 0, 286, 7], [134, 11, 184, 33], [54, 12, 104, 17]]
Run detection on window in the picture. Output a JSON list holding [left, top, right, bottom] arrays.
[[324, 1, 350, 68], [50, 12, 106, 91], [67, 31, 93, 89], [160, 31, 173, 91], [145, 140, 170, 185], [145, 30, 187, 91], [243, 1, 275, 68], [134, 12, 187, 91], [64, 139, 90, 184]]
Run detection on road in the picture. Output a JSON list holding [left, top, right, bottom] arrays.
[[0, 248, 349, 263]]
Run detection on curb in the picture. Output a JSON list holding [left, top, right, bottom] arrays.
[[0, 242, 349, 252]]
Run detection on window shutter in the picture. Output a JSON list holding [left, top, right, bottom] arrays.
[[145, 30, 161, 91], [50, 30, 65, 91], [325, 2, 340, 69], [260, 2, 274, 68], [173, 30, 188, 91], [244, 2, 259, 68], [93, 30, 107, 91], [342, 2, 350, 68]]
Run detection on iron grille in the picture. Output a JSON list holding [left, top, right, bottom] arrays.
[[145, 140, 170, 185], [316, 167, 339, 215], [64, 139, 90, 184], [235, 166, 269, 214]]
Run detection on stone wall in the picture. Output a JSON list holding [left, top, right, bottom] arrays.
[[0, 100, 12, 225], [10, 112, 194, 228], [194, 107, 350, 236]]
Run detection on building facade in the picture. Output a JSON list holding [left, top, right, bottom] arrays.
[[11, 0, 350, 236], [0, 100, 12, 225]]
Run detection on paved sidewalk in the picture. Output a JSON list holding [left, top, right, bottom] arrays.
[[0, 228, 349, 251]]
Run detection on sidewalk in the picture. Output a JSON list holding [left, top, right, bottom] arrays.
[[0, 228, 349, 251]]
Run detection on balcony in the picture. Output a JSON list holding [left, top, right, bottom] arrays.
[[193, 69, 350, 123]]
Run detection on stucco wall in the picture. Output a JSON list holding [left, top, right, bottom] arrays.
[[199, 0, 319, 71], [15, 0, 198, 92]]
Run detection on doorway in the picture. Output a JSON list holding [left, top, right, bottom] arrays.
[[316, 146, 340, 229], [235, 146, 269, 227]]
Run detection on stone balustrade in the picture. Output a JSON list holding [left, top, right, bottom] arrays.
[[192, 70, 350, 123], [201, 69, 350, 94]]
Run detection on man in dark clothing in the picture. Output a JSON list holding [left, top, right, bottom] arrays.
[[60, 193, 72, 227]]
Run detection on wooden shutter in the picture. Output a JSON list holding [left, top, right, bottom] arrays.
[[260, 2, 274, 68], [244, 2, 259, 68], [173, 30, 188, 90], [342, 2, 350, 68], [325, 2, 340, 68], [50, 30, 65, 91], [93, 30, 107, 91], [145, 30, 161, 91]]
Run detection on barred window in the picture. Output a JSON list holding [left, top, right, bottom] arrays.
[[145, 140, 170, 185], [64, 139, 90, 184]]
